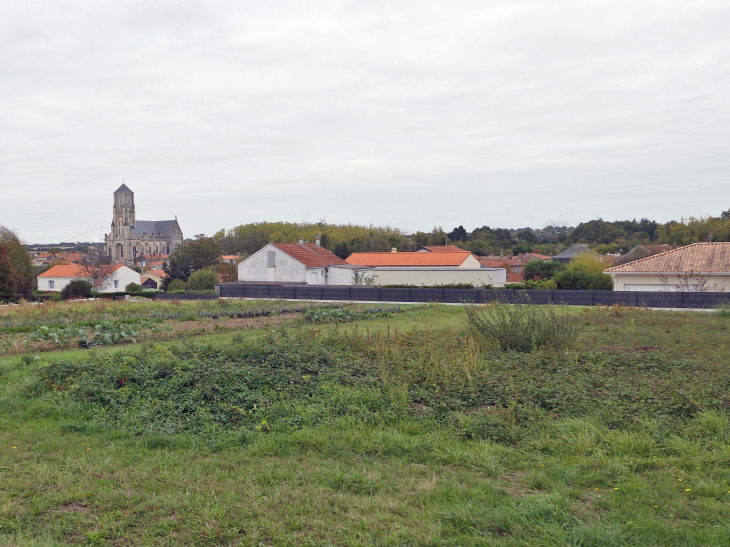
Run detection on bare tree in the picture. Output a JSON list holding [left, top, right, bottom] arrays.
[[659, 269, 726, 293], [79, 250, 119, 292]]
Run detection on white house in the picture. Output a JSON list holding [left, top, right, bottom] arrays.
[[604, 242, 730, 292], [238, 240, 373, 285], [345, 251, 506, 287], [38, 264, 142, 293]]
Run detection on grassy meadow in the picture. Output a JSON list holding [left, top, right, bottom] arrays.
[[1, 299, 730, 545]]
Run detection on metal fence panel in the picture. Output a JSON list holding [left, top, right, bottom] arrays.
[[215, 283, 729, 309]]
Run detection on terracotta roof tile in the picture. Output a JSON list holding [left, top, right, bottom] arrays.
[[346, 251, 474, 267], [420, 245, 466, 252], [478, 258, 522, 268], [147, 269, 168, 278], [273, 243, 348, 267], [506, 273, 525, 283], [605, 242, 730, 273]]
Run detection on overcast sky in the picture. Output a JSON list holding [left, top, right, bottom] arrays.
[[1, 0, 729, 243]]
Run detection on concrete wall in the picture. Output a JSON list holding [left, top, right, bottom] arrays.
[[612, 273, 730, 292], [370, 267, 505, 287], [238, 245, 307, 283], [460, 255, 483, 268]]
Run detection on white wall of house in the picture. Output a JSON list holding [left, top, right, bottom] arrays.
[[369, 267, 506, 287], [238, 245, 308, 283], [102, 267, 142, 292], [611, 273, 730, 292], [459, 255, 483, 268], [37, 276, 79, 292]]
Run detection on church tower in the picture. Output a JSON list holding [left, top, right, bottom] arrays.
[[112, 183, 135, 237]]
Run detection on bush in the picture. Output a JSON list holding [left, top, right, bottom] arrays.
[[553, 253, 613, 290], [167, 279, 186, 292], [187, 268, 218, 291], [60, 280, 94, 300], [717, 302, 730, 317], [465, 292, 582, 352], [524, 260, 563, 281], [554, 269, 613, 290], [125, 282, 142, 292]]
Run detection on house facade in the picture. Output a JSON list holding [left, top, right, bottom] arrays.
[[38, 264, 141, 293], [605, 242, 730, 292], [104, 184, 183, 265], [238, 240, 371, 285], [345, 251, 506, 287]]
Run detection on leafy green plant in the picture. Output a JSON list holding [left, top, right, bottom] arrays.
[[302, 306, 400, 323], [716, 302, 730, 317], [125, 282, 142, 292], [465, 292, 582, 352]]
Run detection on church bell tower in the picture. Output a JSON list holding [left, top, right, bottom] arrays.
[[113, 183, 135, 235]]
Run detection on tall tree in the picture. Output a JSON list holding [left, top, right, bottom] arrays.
[[163, 234, 222, 288], [0, 243, 17, 302], [0, 226, 36, 299]]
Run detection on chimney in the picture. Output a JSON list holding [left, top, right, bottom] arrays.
[[298, 238, 304, 246], [315, 235, 321, 248], [391, 248, 397, 253]]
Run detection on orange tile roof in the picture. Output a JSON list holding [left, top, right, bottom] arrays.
[[605, 242, 730, 273], [420, 245, 466, 252], [273, 243, 348, 268], [221, 255, 239, 260], [478, 258, 522, 268], [39, 264, 124, 278], [346, 251, 474, 267], [506, 273, 525, 283], [147, 269, 168, 278]]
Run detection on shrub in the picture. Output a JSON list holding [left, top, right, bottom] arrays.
[[60, 280, 94, 300], [524, 260, 563, 281], [554, 270, 613, 290], [465, 292, 582, 352], [125, 282, 142, 292], [187, 268, 218, 291], [167, 279, 186, 292]]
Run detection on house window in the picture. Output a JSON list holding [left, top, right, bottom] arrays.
[[267, 251, 276, 267], [121, 247, 124, 258], [114, 280, 119, 289], [49, 280, 55, 289]]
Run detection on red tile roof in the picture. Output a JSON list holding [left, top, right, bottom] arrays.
[[420, 245, 466, 252], [605, 242, 730, 273], [147, 269, 168, 278], [273, 243, 348, 267], [478, 258, 522, 268], [506, 273, 525, 283], [346, 251, 474, 267]]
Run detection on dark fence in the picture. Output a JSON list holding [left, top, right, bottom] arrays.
[[216, 283, 730, 309]]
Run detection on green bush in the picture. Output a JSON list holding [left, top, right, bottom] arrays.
[[125, 282, 142, 292], [554, 269, 613, 290], [524, 260, 563, 280], [716, 302, 730, 317], [187, 268, 218, 291], [167, 279, 186, 292], [60, 280, 94, 300], [465, 292, 582, 352]]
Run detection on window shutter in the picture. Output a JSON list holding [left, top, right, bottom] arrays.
[[267, 251, 276, 267]]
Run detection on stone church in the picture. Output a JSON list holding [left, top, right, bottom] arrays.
[[104, 184, 183, 265]]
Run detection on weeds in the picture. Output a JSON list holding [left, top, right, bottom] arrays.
[[466, 292, 582, 352]]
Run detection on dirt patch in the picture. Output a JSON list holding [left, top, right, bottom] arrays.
[[58, 502, 90, 514], [498, 471, 530, 498], [168, 313, 301, 333]]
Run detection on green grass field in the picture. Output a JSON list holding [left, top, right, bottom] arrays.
[[1, 300, 730, 545]]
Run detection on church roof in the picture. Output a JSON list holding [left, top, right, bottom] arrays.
[[131, 220, 177, 237], [115, 183, 132, 193]]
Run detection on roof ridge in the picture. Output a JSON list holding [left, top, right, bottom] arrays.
[[605, 242, 728, 273]]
